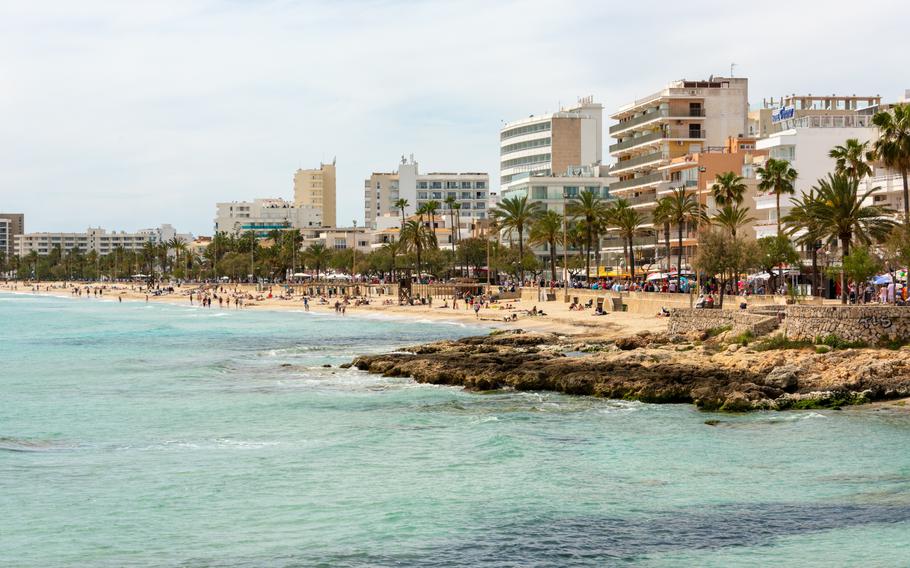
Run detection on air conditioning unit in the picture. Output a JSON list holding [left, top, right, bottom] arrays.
[[676, 141, 684, 146]]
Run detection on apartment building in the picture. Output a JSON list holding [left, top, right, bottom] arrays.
[[499, 97, 603, 195], [607, 76, 750, 269], [14, 225, 190, 256], [363, 155, 489, 229], [0, 219, 10, 258], [293, 161, 336, 227], [215, 198, 322, 237], [753, 113, 876, 238], [0, 213, 24, 256]]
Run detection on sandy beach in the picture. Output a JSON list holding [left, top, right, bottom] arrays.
[[0, 281, 668, 339]]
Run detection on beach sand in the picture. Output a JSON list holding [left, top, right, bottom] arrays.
[[1, 281, 667, 339]]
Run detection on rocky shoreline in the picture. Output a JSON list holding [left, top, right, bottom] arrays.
[[349, 329, 910, 412]]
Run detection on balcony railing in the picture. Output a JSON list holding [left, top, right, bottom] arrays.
[[610, 129, 705, 154], [609, 130, 665, 153], [609, 109, 665, 135], [609, 151, 668, 174], [609, 172, 665, 192], [609, 108, 706, 135]]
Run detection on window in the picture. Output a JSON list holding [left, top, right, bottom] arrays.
[[432, 192, 442, 199], [461, 181, 472, 189], [474, 202, 485, 209], [563, 186, 579, 198], [430, 181, 442, 189], [417, 181, 427, 189], [418, 191, 428, 200], [531, 186, 547, 200], [476, 181, 486, 189], [333, 238, 347, 249], [446, 181, 458, 189], [460, 191, 472, 200], [447, 192, 456, 200]]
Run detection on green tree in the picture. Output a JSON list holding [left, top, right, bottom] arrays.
[[829, 138, 872, 182], [394, 198, 410, 228], [399, 219, 435, 277], [566, 189, 606, 282], [529, 210, 563, 283], [712, 204, 755, 239], [782, 189, 826, 297], [869, 104, 910, 225], [659, 188, 705, 278], [711, 171, 748, 206], [608, 199, 647, 279], [693, 229, 758, 308], [809, 173, 896, 303], [303, 242, 332, 279], [756, 158, 798, 235], [490, 194, 542, 281], [756, 235, 800, 294], [841, 246, 882, 302]]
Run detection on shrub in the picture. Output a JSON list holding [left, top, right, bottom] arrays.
[[754, 334, 813, 352], [814, 334, 868, 350]]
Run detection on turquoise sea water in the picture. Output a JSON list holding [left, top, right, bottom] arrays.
[[2, 292, 910, 567]]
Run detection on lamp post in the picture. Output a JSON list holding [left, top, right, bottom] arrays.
[[562, 190, 570, 302]]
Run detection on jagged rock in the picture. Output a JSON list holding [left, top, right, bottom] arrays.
[[764, 365, 800, 392], [615, 336, 646, 350], [349, 331, 910, 413]]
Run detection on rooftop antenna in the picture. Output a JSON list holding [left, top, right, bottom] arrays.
[[730, 62, 737, 77]]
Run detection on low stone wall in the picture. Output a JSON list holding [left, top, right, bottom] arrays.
[[785, 305, 910, 343], [668, 309, 780, 337]]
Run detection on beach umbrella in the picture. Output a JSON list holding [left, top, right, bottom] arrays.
[[647, 272, 670, 282], [873, 274, 893, 285]]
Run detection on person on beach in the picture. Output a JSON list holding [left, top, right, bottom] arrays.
[[474, 303, 481, 318]]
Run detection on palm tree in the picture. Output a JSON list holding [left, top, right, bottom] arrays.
[[566, 189, 606, 282], [712, 204, 755, 239], [394, 198, 410, 228], [490, 195, 542, 281], [869, 104, 910, 225], [382, 241, 403, 281], [303, 242, 331, 280], [830, 138, 872, 182], [710, 171, 748, 206], [756, 158, 798, 235], [609, 200, 647, 279], [529, 210, 563, 283], [652, 197, 673, 272], [783, 190, 825, 297], [423, 200, 441, 245], [399, 219, 435, 277], [444, 195, 458, 253], [809, 173, 896, 303], [660, 188, 705, 278]]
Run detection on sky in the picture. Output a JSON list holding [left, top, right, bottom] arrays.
[[1, 0, 907, 235]]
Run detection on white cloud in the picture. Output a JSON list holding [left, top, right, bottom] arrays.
[[0, 0, 906, 234]]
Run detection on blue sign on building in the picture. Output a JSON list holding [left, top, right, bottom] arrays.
[[771, 106, 795, 123]]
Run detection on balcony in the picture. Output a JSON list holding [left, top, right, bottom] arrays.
[[609, 109, 665, 135], [609, 108, 706, 135], [600, 236, 658, 249], [609, 171, 665, 192], [609, 130, 665, 153], [609, 151, 668, 175], [609, 129, 705, 154]]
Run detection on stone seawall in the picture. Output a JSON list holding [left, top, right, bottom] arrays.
[[668, 309, 779, 337], [785, 306, 910, 343]]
